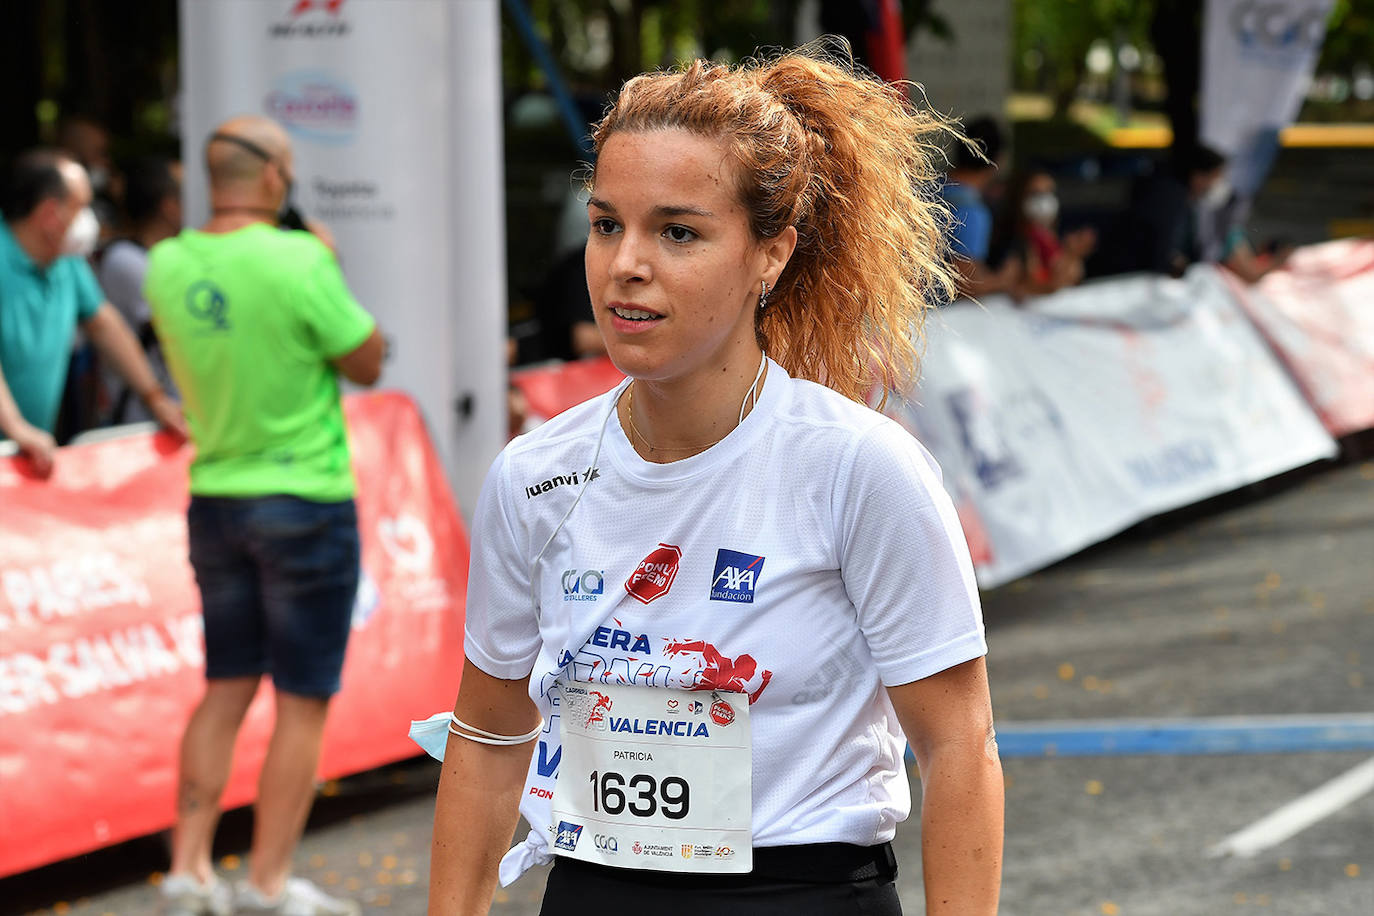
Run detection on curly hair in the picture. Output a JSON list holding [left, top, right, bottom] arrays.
[[589, 45, 958, 402]]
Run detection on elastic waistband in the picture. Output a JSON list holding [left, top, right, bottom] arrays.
[[554, 842, 898, 886], [753, 841, 898, 883]]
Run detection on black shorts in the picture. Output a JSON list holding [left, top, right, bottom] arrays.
[[188, 495, 360, 698], [539, 842, 902, 915]]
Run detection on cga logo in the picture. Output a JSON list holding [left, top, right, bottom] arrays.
[[709, 549, 765, 603], [185, 281, 229, 331], [594, 834, 618, 853], [265, 71, 358, 145], [561, 569, 604, 602], [553, 821, 583, 851]]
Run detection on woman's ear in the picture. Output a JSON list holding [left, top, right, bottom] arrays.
[[761, 224, 799, 286]]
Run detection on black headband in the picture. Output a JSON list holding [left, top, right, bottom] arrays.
[[206, 132, 276, 163]]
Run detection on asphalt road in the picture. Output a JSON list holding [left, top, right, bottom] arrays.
[[6, 456, 1372, 916]]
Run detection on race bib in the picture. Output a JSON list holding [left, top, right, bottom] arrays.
[[550, 681, 752, 873]]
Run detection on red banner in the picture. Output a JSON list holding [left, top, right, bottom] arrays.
[[0, 392, 468, 878], [511, 356, 624, 422], [1223, 239, 1374, 437]]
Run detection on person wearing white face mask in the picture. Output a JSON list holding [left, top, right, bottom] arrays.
[[990, 168, 1096, 298], [0, 148, 187, 477]]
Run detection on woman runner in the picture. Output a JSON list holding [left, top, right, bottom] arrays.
[[428, 46, 1002, 916]]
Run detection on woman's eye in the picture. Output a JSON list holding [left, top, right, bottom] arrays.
[[591, 218, 619, 235], [664, 225, 697, 243]]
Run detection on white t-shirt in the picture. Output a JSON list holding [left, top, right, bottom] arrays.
[[464, 359, 986, 884]]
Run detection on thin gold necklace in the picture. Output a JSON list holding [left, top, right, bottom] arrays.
[[625, 383, 725, 454]]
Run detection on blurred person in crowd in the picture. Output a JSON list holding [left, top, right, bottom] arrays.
[[145, 115, 384, 916], [1113, 145, 1287, 282], [98, 155, 183, 424], [990, 168, 1096, 297], [939, 115, 1020, 299], [529, 242, 606, 363], [0, 148, 185, 477], [57, 114, 120, 238]]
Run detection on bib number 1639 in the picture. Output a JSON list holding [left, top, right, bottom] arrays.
[[589, 770, 690, 820]]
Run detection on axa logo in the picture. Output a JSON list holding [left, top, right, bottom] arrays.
[[709, 549, 765, 603], [625, 543, 681, 604], [561, 569, 604, 602], [525, 466, 599, 499], [553, 821, 583, 852], [271, 0, 349, 37]]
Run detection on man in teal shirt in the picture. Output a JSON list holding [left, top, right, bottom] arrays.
[[146, 115, 383, 916], [0, 149, 185, 475]]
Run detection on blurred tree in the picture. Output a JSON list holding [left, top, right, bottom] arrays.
[[1318, 0, 1374, 75], [1013, 0, 1154, 116], [1, 0, 178, 163]]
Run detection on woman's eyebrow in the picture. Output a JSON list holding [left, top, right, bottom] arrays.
[[586, 197, 715, 220], [653, 204, 716, 218]]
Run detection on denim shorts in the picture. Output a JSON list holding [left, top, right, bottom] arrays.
[[187, 495, 360, 698]]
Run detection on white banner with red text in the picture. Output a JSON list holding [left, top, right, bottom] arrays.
[[0, 392, 468, 878], [886, 265, 1338, 588], [1220, 238, 1374, 436]]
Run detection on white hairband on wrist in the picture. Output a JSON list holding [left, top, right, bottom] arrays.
[[448, 713, 544, 746]]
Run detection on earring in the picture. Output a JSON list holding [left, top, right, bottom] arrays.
[[758, 280, 770, 310]]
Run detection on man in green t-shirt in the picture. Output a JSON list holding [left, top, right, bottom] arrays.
[[145, 115, 384, 916]]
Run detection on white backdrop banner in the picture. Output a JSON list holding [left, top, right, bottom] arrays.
[[1222, 239, 1374, 436], [179, 0, 506, 516], [889, 267, 1336, 588], [1201, 0, 1333, 194]]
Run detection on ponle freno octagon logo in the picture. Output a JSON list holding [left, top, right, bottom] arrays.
[[625, 543, 682, 604], [265, 71, 358, 145]]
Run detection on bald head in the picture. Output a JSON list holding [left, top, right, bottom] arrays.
[[205, 115, 292, 189]]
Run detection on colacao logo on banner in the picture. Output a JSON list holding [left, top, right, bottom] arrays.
[[265, 70, 358, 145]]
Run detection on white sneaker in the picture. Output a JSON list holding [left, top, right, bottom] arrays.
[[235, 876, 361, 916], [160, 872, 234, 916]]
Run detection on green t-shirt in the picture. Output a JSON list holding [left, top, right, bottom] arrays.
[[144, 224, 375, 501], [0, 220, 104, 433]]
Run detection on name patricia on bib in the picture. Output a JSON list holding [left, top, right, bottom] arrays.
[[608, 716, 711, 738]]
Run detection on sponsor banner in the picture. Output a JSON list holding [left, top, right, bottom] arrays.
[[180, 0, 506, 517], [511, 356, 625, 424], [0, 392, 468, 878], [1201, 0, 1333, 195], [1221, 239, 1374, 436], [889, 265, 1336, 587]]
